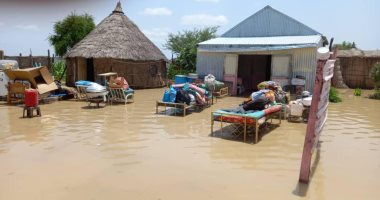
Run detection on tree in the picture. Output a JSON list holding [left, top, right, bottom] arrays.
[[334, 41, 357, 50], [165, 27, 218, 71], [49, 13, 95, 56], [370, 62, 380, 88], [369, 62, 380, 99]]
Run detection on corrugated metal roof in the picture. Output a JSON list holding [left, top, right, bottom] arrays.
[[198, 35, 321, 52], [222, 6, 320, 37], [199, 35, 321, 46]]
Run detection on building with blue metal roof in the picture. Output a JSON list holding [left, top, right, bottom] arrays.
[[196, 6, 324, 95]]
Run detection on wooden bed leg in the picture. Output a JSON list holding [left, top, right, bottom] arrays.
[[211, 112, 214, 136], [220, 115, 223, 135], [156, 101, 158, 114], [244, 117, 247, 143], [255, 120, 259, 144]]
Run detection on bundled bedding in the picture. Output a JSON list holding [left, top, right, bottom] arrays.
[[211, 81, 284, 143]]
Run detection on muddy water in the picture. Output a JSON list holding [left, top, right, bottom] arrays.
[[0, 89, 379, 200]]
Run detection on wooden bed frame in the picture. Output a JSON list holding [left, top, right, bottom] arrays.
[[156, 101, 194, 117], [156, 98, 212, 117], [211, 110, 281, 144], [213, 87, 229, 98]]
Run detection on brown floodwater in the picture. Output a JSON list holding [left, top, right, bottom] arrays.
[[0, 88, 379, 200]]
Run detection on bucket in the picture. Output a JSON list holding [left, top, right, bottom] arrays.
[[174, 75, 188, 84], [24, 89, 38, 107]]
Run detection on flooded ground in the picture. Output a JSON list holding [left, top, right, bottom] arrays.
[[0, 88, 379, 200]]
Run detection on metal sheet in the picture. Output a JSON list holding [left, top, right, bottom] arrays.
[[222, 6, 320, 37], [196, 52, 225, 81], [199, 35, 321, 46]]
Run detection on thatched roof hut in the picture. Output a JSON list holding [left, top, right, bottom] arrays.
[[65, 2, 167, 88], [337, 48, 380, 89]]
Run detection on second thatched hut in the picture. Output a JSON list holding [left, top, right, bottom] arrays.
[[65, 2, 167, 88]]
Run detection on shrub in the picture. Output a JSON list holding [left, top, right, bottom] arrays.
[[329, 87, 342, 103], [51, 60, 66, 81], [369, 88, 380, 100], [369, 62, 380, 99], [354, 88, 362, 96], [370, 62, 380, 88]]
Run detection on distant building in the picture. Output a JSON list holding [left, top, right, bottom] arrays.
[[197, 6, 324, 95], [336, 48, 380, 89], [65, 2, 167, 88]]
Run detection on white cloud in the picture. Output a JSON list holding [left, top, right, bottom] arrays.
[[142, 28, 170, 43], [15, 24, 39, 31], [181, 14, 228, 26], [195, 0, 220, 3], [142, 7, 172, 16]]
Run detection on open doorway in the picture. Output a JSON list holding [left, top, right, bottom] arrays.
[[86, 58, 94, 81], [238, 55, 271, 94]]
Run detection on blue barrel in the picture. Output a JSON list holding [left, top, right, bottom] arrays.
[[187, 73, 199, 83], [187, 77, 196, 83], [174, 75, 188, 84]]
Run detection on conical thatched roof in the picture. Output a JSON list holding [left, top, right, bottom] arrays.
[[65, 2, 167, 61]]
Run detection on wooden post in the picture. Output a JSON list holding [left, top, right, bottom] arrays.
[[47, 49, 51, 71], [29, 52, 33, 68], [299, 48, 336, 183]]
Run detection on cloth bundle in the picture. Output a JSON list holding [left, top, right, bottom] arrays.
[[162, 83, 211, 105]]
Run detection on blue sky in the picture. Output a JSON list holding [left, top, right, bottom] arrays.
[[0, 0, 379, 58]]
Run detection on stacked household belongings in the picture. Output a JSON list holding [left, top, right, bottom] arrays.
[[108, 76, 134, 104], [4, 66, 58, 95], [0, 60, 19, 99], [75, 80, 108, 107], [4, 66, 62, 104], [211, 81, 285, 144], [287, 91, 312, 122], [204, 74, 228, 98], [157, 81, 213, 116]]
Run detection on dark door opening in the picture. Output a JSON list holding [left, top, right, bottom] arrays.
[[238, 55, 271, 94], [86, 58, 94, 82]]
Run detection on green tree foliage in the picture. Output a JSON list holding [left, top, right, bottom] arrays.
[[370, 62, 380, 88], [334, 41, 357, 50], [51, 60, 66, 81], [49, 13, 95, 56], [369, 62, 380, 99], [165, 27, 218, 72]]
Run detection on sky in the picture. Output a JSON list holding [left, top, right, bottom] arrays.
[[0, 0, 379, 58]]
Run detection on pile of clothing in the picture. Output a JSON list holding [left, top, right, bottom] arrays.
[[223, 81, 287, 114], [162, 82, 212, 105]]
